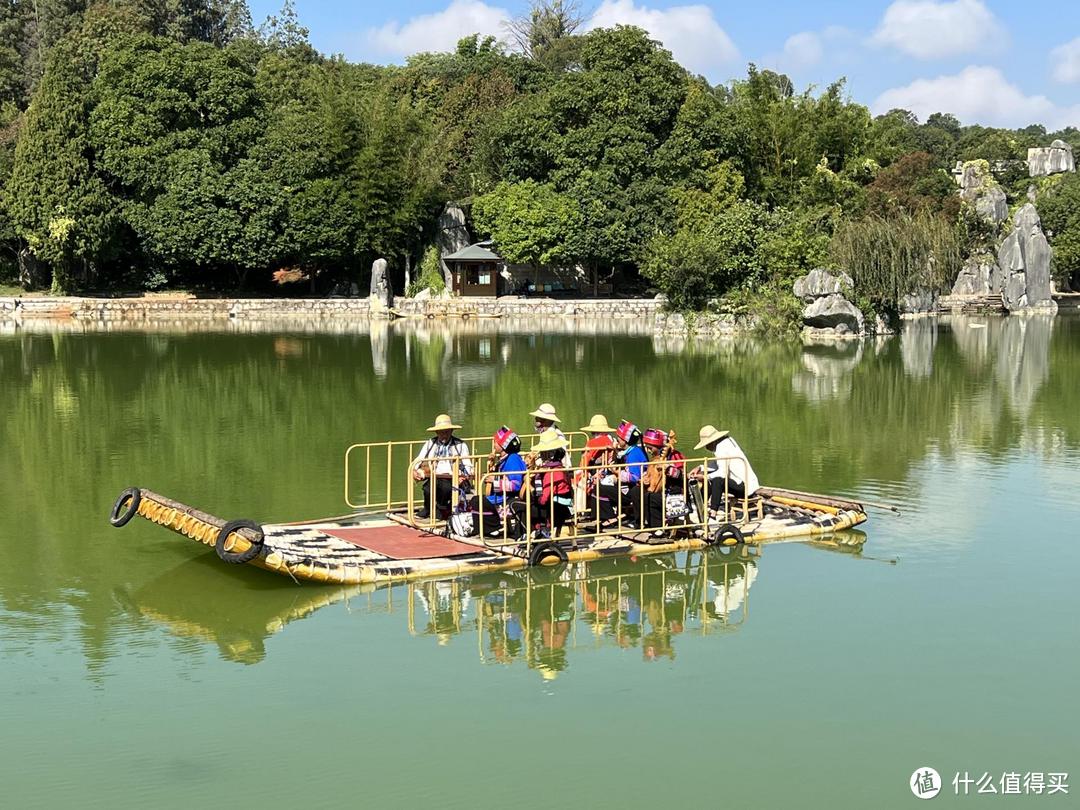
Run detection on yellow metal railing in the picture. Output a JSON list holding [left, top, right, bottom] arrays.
[[343, 431, 588, 514], [472, 453, 762, 559]]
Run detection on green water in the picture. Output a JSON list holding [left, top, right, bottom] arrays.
[[1, 314, 1077, 808]]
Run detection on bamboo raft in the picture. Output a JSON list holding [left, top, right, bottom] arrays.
[[109, 484, 868, 586]]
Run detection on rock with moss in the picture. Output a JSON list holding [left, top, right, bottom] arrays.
[[436, 204, 470, 288], [1027, 140, 1074, 178], [997, 203, 1053, 310], [959, 160, 1008, 224], [369, 258, 393, 309]]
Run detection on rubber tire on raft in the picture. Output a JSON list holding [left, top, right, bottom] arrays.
[[109, 487, 142, 528], [709, 523, 744, 547], [528, 541, 569, 567], [215, 519, 265, 565]]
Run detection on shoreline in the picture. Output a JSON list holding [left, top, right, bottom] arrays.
[[1, 294, 1075, 339]]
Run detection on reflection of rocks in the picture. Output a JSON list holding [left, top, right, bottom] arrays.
[[995, 313, 1054, 417], [900, 317, 937, 378], [370, 320, 389, 379], [997, 204, 1054, 310], [791, 342, 863, 402]]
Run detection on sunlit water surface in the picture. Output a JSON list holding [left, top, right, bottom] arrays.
[[1, 313, 1077, 808]]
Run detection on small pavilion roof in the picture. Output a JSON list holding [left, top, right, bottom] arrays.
[[443, 243, 502, 262]]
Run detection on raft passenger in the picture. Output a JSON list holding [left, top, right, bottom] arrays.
[[597, 420, 648, 525], [473, 427, 527, 537], [530, 402, 571, 468], [411, 413, 473, 519], [530, 428, 574, 537], [628, 428, 686, 529], [689, 424, 759, 514]]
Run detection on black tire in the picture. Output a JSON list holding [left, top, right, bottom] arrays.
[[215, 519, 265, 565], [109, 487, 142, 528], [529, 541, 569, 567], [709, 523, 744, 547]]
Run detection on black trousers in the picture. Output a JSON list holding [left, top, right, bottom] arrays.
[[704, 479, 746, 512], [627, 488, 665, 527], [421, 477, 454, 512]]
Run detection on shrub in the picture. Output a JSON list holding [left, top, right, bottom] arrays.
[[406, 245, 446, 297]]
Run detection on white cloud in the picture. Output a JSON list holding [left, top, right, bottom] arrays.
[[773, 26, 854, 72], [782, 32, 823, 70], [1050, 37, 1080, 83], [873, 66, 1080, 128], [365, 0, 509, 59], [586, 0, 739, 79], [872, 0, 1006, 60]]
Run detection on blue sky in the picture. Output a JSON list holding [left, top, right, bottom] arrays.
[[248, 1, 1080, 129]]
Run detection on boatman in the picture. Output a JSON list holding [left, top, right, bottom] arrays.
[[689, 425, 759, 514], [411, 413, 473, 519]]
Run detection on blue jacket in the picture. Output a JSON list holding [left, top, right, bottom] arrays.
[[620, 445, 648, 483], [488, 453, 526, 505]]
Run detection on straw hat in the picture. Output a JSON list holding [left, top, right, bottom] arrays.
[[694, 424, 730, 450], [426, 413, 462, 432], [529, 403, 561, 423], [580, 414, 615, 433], [534, 427, 569, 453]]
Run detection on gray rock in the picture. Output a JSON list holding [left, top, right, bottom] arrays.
[[996, 203, 1052, 310], [899, 288, 938, 314], [436, 203, 470, 289], [951, 255, 998, 296], [959, 160, 1008, 224], [368, 258, 393, 308], [793, 268, 853, 302], [802, 293, 864, 333], [414, 287, 432, 301], [1027, 140, 1075, 177]]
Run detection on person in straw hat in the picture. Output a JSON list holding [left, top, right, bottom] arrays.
[[411, 413, 474, 519], [579, 414, 616, 467], [689, 424, 759, 514], [529, 402, 570, 468], [529, 428, 574, 537]]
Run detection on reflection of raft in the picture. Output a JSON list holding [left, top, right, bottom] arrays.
[[110, 484, 867, 586]]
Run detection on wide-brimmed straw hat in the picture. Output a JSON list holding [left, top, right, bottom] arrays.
[[694, 424, 730, 450], [534, 427, 569, 452], [529, 403, 561, 423], [580, 414, 615, 433], [427, 413, 462, 432]]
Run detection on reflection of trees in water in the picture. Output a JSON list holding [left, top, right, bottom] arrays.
[[2, 314, 1077, 670]]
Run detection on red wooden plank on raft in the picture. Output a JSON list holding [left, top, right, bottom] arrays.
[[322, 525, 485, 560]]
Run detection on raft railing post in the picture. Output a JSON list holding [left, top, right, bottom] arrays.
[[386, 444, 394, 512]]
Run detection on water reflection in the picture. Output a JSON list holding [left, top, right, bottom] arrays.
[[114, 538, 875, 679]]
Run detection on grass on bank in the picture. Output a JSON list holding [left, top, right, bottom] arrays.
[[0, 284, 25, 296]]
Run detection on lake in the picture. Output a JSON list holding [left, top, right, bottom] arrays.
[[1, 313, 1077, 808]]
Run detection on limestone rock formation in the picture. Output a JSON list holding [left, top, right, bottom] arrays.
[[802, 294, 864, 333], [369, 258, 393, 309], [899, 288, 938, 315], [959, 160, 1008, 224], [436, 203, 470, 289], [1027, 140, 1074, 177], [951, 255, 997, 297], [996, 204, 1053, 309], [793, 268, 852, 303]]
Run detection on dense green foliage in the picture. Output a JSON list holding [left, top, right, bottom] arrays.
[[1036, 173, 1080, 289], [0, 0, 1076, 301]]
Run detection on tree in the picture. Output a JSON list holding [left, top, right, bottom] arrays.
[[1037, 172, 1080, 289], [505, 0, 584, 63], [864, 151, 959, 218], [472, 179, 581, 272], [5, 30, 122, 291]]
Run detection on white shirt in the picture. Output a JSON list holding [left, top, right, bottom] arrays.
[[412, 437, 474, 478], [707, 436, 759, 494]]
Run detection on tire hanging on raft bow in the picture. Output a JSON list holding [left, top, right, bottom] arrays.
[[528, 541, 568, 567], [109, 487, 142, 528], [216, 519, 265, 565], [708, 523, 744, 547]]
